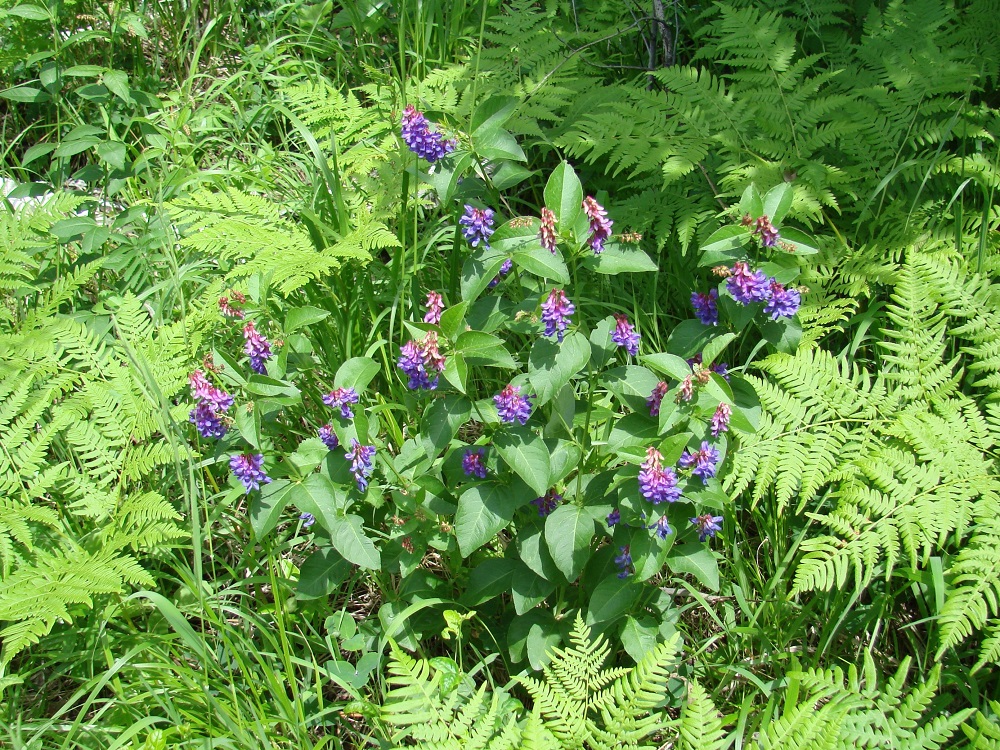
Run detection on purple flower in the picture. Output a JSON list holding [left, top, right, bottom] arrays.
[[711, 403, 731, 437], [462, 447, 488, 479], [345, 439, 376, 492], [611, 314, 640, 356], [423, 291, 444, 325], [494, 384, 533, 425], [763, 280, 800, 320], [691, 514, 724, 542], [400, 104, 455, 163], [647, 381, 669, 418], [582, 196, 613, 254], [323, 387, 360, 419], [652, 515, 673, 540], [243, 321, 273, 375], [541, 289, 574, 342], [607, 508, 620, 527], [488, 258, 514, 288], [754, 215, 779, 247], [711, 362, 730, 381], [189, 401, 227, 439], [539, 208, 557, 254], [691, 289, 719, 326], [677, 375, 694, 403], [726, 262, 772, 305], [300, 512, 316, 528], [678, 441, 721, 484], [318, 424, 340, 451], [460, 205, 495, 249], [397, 333, 447, 391], [230, 453, 271, 493], [639, 446, 682, 504], [531, 489, 561, 518], [614, 545, 633, 579]]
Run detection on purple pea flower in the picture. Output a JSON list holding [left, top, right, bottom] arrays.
[[187, 370, 233, 438], [754, 215, 779, 247], [652, 515, 673, 540], [647, 381, 669, 418], [323, 387, 360, 419], [460, 205, 495, 248], [582, 196, 613, 254], [345, 439, 376, 492], [318, 424, 340, 451], [189, 401, 227, 439], [691, 514, 724, 542], [691, 289, 719, 326], [462, 447, 488, 479], [488, 258, 514, 288], [678, 441, 721, 485], [424, 291, 445, 325], [539, 208, 557, 254], [531, 489, 561, 518], [639, 446, 682, 504], [607, 508, 620, 527], [400, 104, 455, 163], [230, 453, 271, 493], [494, 384, 533, 425], [614, 545, 634, 579], [726, 262, 772, 305], [763, 280, 800, 320], [397, 333, 447, 391], [541, 289, 574, 342], [611, 314, 640, 356], [711, 403, 731, 437], [243, 321, 273, 375], [300, 512, 316, 528]]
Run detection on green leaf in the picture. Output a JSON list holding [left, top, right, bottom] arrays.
[[102, 69, 130, 101], [517, 521, 563, 582], [471, 95, 518, 134], [54, 136, 101, 158], [298, 548, 352, 599], [589, 316, 616, 369], [548, 440, 581, 485], [245, 376, 301, 401], [289, 474, 345, 532], [778, 226, 819, 255], [250, 479, 292, 538], [455, 481, 525, 556], [494, 428, 551, 497], [581, 245, 657, 274], [602, 365, 662, 412], [475, 127, 526, 162], [512, 562, 556, 615], [544, 161, 583, 235], [420, 394, 471, 457], [620, 616, 659, 664], [702, 333, 737, 367], [95, 140, 127, 170], [330, 514, 380, 570], [763, 183, 793, 224], [6, 4, 50, 19], [512, 242, 570, 284], [455, 330, 516, 368], [527, 332, 590, 407], [20, 143, 56, 166], [427, 151, 473, 204], [760, 316, 802, 354], [442, 352, 467, 392], [666, 543, 719, 592], [698, 225, 750, 267], [0, 86, 50, 103], [545, 504, 595, 582], [588, 576, 640, 625], [439, 301, 469, 341], [234, 404, 262, 449], [285, 306, 330, 332], [334, 357, 380, 393], [461, 246, 507, 303], [667, 320, 716, 358], [640, 353, 692, 380], [738, 183, 763, 218], [461, 558, 517, 606]]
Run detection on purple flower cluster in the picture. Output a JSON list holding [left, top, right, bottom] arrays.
[[755, 215, 779, 247], [691, 289, 719, 326], [494, 384, 533, 425], [400, 104, 455, 163], [345, 439, 376, 492], [541, 289, 574, 342], [606, 508, 621, 527], [652, 515, 673, 540], [460, 205, 495, 248], [318, 424, 340, 451], [677, 375, 694, 403], [243, 321, 273, 375], [711, 403, 731, 437], [531, 489, 561, 518], [230, 453, 271, 493], [582, 196, 613, 254], [488, 258, 513, 288], [614, 546, 633, 579], [188, 370, 234, 439], [423, 291, 444, 325], [639, 447, 682, 504], [323, 387, 360, 419], [462, 447, 488, 479], [726, 262, 800, 319], [691, 513, 724, 542], [647, 381, 669, 418], [678, 441, 721, 484], [611, 314, 640, 356], [398, 333, 447, 390], [539, 208, 557, 254]]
